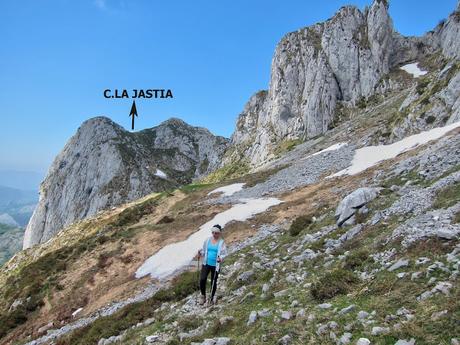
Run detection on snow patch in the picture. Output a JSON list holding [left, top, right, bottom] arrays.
[[155, 169, 167, 179], [208, 183, 246, 197], [135, 197, 282, 279], [310, 143, 348, 158], [72, 308, 83, 318], [400, 62, 427, 78], [332, 122, 460, 177]]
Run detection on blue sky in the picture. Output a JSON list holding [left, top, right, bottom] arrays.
[[0, 0, 457, 175]]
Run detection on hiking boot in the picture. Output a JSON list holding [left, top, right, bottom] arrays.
[[199, 295, 206, 305], [209, 296, 217, 306]]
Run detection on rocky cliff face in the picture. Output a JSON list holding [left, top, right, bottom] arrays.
[[23, 117, 228, 248], [227, 0, 460, 166]]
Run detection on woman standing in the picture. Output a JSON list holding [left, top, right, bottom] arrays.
[[198, 224, 227, 305]]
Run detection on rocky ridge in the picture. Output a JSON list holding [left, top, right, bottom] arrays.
[[24, 117, 228, 248], [225, 0, 460, 167]]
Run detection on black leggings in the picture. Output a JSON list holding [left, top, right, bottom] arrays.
[[200, 264, 219, 299]]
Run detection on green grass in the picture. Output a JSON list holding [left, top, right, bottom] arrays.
[[273, 139, 303, 157], [453, 210, 460, 224], [0, 194, 168, 340], [201, 161, 250, 184], [288, 215, 313, 236], [343, 249, 370, 270], [56, 271, 198, 345], [310, 269, 359, 302], [432, 181, 460, 209], [180, 182, 215, 194]]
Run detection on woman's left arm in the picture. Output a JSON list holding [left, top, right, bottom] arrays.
[[219, 242, 228, 260]]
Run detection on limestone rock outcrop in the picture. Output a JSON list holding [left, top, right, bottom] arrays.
[[24, 117, 228, 248]]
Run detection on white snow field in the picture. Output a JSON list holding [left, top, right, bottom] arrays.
[[155, 169, 167, 179], [135, 197, 282, 279], [400, 62, 427, 78], [208, 183, 246, 197], [332, 121, 460, 177], [310, 142, 348, 158]]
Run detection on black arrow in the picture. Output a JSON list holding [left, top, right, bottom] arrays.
[[129, 100, 138, 130]]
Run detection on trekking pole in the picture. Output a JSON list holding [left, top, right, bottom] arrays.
[[197, 254, 201, 291], [209, 259, 220, 304]]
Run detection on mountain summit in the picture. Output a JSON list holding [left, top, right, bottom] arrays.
[[23, 117, 228, 248], [226, 0, 460, 166]]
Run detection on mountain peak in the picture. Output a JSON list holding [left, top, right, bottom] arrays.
[[24, 115, 228, 248]]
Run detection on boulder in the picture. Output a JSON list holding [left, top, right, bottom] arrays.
[[335, 188, 380, 226]]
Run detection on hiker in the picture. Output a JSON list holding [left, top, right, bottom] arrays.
[[197, 224, 227, 305]]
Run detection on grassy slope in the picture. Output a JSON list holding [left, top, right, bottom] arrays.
[[116, 167, 459, 345]]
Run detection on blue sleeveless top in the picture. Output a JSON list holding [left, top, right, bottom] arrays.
[[206, 240, 219, 266]]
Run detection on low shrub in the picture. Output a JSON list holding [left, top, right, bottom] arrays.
[[453, 210, 460, 224], [343, 249, 370, 270], [56, 271, 198, 345], [178, 316, 203, 332], [432, 181, 460, 209], [114, 196, 160, 227], [289, 215, 313, 236], [311, 269, 359, 301]]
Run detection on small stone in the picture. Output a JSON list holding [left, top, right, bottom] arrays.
[[281, 310, 292, 320], [415, 257, 430, 266], [339, 305, 356, 315], [433, 281, 452, 295], [274, 289, 289, 298], [202, 340, 217, 345], [357, 310, 369, 320], [316, 324, 328, 336], [417, 290, 433, 301], [388, 259, 409, 272], [318, 303, 332, 309], [258, 309, 270, 318], [290, 300, 299, 308], [396, 272, 406, 278], [396, 307, 410, 316], [328, 321, 339, 329], [431, 310, 448, 320], [278, 335, 292, 345], [237, 270, 254, 282], [339, 332, 353, 345], [247, 311, 257, 325], [344, 323, 354, 331], [145, 335, 159, 343], [356, 338, 371, 345], [451, 338, 460, 345], [436, 228, 459, 240], [296, 308, 306, 318], [394, 339, 416, 345], [411, 271, 422, 280], [262, 283, 270, 294], [216, 338, 231, 345], [219, 316, 234, 326], [371, 326, 390, 335]]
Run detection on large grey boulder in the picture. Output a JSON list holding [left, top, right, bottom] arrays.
[[335, 187, 380, 226], [24, 117, 228, 248]]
